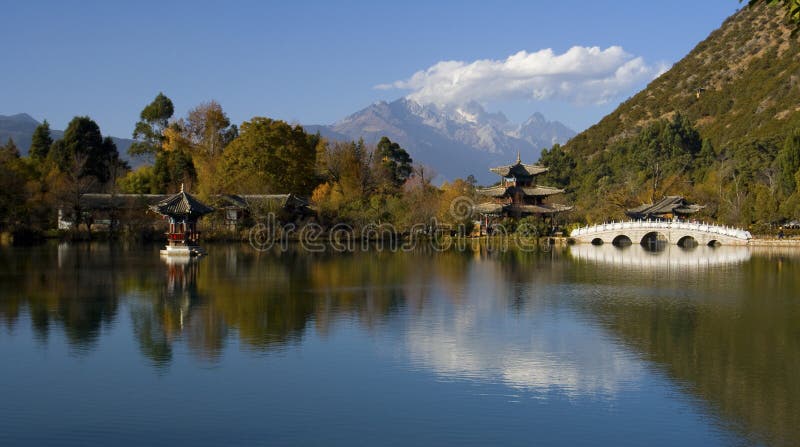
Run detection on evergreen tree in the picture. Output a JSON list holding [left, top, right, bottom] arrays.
[[129, 92, 174, 157], [29, 120, 53, 161], [539, 144, 577, 188], [153, 150, 197, 193], [776, 131, 800, 195], [49, 116, 119, 184], [0, 138, 29, 231], [375, 136, 413, 190]]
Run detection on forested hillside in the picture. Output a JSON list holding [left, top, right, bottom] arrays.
[[541, 2, 800, 228]]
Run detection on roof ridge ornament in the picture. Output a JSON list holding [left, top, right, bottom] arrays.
[[180, 183, 184, 193], [516, 150, 521, 164]]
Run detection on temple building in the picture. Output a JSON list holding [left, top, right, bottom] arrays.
[[625, 196, 705, 221], [150, 185, 214, 257], [474, 152, 572, 224]]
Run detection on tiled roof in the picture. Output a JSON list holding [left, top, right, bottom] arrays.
[[477, 185, 565, 198], [473, 202, 573, 215], [509, 203, 573, 214], [489, 163, 548, 178], [473, 203, 505, 214], [626, 196, 704, 217], [520, 186, 565, 196], [150, 190, 214, 217]]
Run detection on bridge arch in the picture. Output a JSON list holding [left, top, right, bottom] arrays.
[[612, 235, 632, 246], [707, 239, 720, 247], [591, 238, 604, 245], [569, 221, 752, 246], [677, 235, 698, 248], [640, 231, 668, 247]]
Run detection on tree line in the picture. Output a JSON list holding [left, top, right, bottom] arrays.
[[538, 112, 800, 229], [0, 93, 478, 238]]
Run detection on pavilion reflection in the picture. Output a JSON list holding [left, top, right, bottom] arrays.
[[130, 255, 231, 367]]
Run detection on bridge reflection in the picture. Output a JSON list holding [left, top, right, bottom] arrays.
[[569, 243, 751, 269]]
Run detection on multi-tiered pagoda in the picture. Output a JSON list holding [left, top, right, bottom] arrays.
[[474, 152, 572, 223]]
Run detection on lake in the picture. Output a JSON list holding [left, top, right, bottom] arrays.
[[0, 242, 798, 446]]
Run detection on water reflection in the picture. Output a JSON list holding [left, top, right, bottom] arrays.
[[568, 246, 800, 447], [1, 243, 799, 446], [569, 243, 751, 269], [404, 273, 644, 397]]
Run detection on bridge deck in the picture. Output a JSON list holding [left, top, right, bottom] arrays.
[[570, 220, 752, 246]]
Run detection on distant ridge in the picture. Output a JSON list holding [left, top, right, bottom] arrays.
[[0, 113, 139, 167]]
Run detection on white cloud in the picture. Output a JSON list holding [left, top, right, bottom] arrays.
[[378, 46, 666, 106]]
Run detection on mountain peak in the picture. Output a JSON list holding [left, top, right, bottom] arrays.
[[10, 113, 38, 123], [523, 112, 546, 125], [309, 99, 575, 182]]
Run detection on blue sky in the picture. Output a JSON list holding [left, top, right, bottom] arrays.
[[1, 0, 742, 137]]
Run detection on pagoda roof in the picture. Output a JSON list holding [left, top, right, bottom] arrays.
[[476, 185, 565, 198], [150, 186, 214, 217], [521, 186, 565, 197], [509, 203, 573, 215], [626, 196, 704, 218], [473, 202, 505, 214], [489, 162, 548, 178], [473, 202, 573, 215]]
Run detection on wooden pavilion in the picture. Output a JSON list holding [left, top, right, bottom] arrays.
[[474, 152, 572, 231], [150, 185, 214, 257]]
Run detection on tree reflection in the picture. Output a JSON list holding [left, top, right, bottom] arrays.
[[570, 247, 800, 447], [0, 243, 123, 350], [2, 243, 800, 446]]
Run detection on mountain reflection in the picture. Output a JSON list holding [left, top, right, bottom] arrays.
[[1, 243, 800, 445]]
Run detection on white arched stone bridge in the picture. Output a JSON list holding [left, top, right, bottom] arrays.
[[570, 220, 752, 246]]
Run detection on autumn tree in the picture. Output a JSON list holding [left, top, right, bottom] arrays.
[[181, 101, 237, 195], [184, 101, 238, 158], [312, 139, 379, 225], [219, 118, 320, 195]]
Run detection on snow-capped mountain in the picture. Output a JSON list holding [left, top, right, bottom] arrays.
[[305, 98, 575, 183]]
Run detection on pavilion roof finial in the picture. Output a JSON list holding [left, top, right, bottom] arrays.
[[516, 150, 521, 164], [180, 183, 184, 193]]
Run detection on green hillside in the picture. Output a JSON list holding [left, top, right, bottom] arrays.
[[543, 2, 800, 229]]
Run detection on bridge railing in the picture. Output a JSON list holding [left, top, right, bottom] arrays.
[[570, 220, 752, 240]]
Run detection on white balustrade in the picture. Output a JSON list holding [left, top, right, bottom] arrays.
[[570, 220, 751, 241]]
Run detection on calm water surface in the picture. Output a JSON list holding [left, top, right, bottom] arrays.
[[0, 243, 798, 446]]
